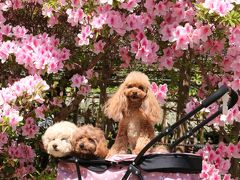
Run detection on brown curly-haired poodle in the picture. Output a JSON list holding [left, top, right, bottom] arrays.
[[104, 71, 162, 157], [71, 124, 109, 159]]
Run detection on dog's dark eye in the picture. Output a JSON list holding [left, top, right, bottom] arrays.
[[61, 138, 67, 141], [138, 86, 144, 91], [127, 85, 133, 88], [88, 138, 95, 143]]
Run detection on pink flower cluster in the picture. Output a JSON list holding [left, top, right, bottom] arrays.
[[197, 142, 240, 179], [203, 0, 235, 16], [151, 82, 168, 105], [0, 132, 8, 149], [119, 46, 131, 68], [131, 35, 159, 65], [0, 75, 49, 128], [161, 22, 213, 50], [184, 98, 200, 114], [203, 102, 240, 126], [66, 7, 85, 26], [8, 143, 36, 161], [21, 117, 39, 138], [0, 75, 49, 105], [70, 73, 91, 96], [8, 142, 36, 177], [0, 29, 70, 74], [76, 25, 92, 46], [93, 40, 106, 54]]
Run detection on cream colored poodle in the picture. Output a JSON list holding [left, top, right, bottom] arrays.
[[42, 121, 78, 157], [104, 71, 162, 157]]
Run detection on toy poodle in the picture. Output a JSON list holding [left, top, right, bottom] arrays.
[[71, 124, 109, 159], [42, 121, 78, 157], [104, 71, 162, 157]]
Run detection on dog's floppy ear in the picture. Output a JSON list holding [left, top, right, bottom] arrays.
[[94, 130, 109, 158], [104, 83, 128, 122], [42, 133, 50, 151], [142, 87, 162, 125]]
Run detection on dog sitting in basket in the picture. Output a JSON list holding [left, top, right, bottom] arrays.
[[104, 71, 168, 157], [42, 121, 109, 159]]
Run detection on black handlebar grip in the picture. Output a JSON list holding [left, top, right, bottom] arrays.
[[227, 88, 238, 109], [201, 85, 228, 107]]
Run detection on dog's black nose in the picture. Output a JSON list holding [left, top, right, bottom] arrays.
[[80, 143, 84, 149], [52, 144, 58, 150]]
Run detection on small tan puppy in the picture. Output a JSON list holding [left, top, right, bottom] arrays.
[[42, 121, 78, 157], [71, 125, 109, 159]]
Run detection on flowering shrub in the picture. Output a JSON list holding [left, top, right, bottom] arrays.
[[0, 0, 239, 179]]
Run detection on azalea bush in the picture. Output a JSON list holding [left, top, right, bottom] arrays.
[[0, 0, 240, 179]]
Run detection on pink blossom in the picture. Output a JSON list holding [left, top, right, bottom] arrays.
[[71, 0, 84, 7], [35, 105, 46, 119], [77, 85, 91, 96], [22, 122, 39, 138], [121, 0, 139, 12], [0, 24, 12, 36], [119, 46, 131, 68], [71, 74, 88, 88], [93, 40, 106, 54], [76, 25, 92, 46], [86, 69, 94, 79], [91, 14, 107, 29], [160, 23, 177, 42], [48, 15, 58, 27], [144, 0, 155, 14], [0, 11, 6, 25], [12, 0, 23, 10], [151, 82, 168, 105], [66, 8, 85, 26], [50, 97, 63, 107], [158, 56, 174, 70], [135, 38, 159, 64], [199, 25, 212, 42], [0, 132, 8, 146], [42, 5, 53, 17], [12, 26, 28, 38], [154, 1, 167, 16], [106, 10, 125, 34], [184, 98, 200, 113]]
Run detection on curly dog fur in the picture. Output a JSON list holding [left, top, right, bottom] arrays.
[[104, 71, 162, 157], [42, 121, 78, 157], [71, 124, 108, 159]]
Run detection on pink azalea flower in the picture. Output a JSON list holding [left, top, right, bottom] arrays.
[[76, 25, 92, 46], [50, 97, 63, 107], [184, 98, 200, 113], [78, 85, 91, 96], [106, 10, 124, 29], [66, 8, 85, 26], [151, 82, 168, 105], [93, 40, 106, 54], [71, 74, 88, 88], [12, 0, 23, 10], [34, 105, 46, 119], [86, 69, 94, 79], [91, 14, 107, 29], [0, 132, 8, 145], [48, 15, 58, 27], [42, 5, 53, 17], [121, 0, 139, 12], [144, 0, 155, 14]]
